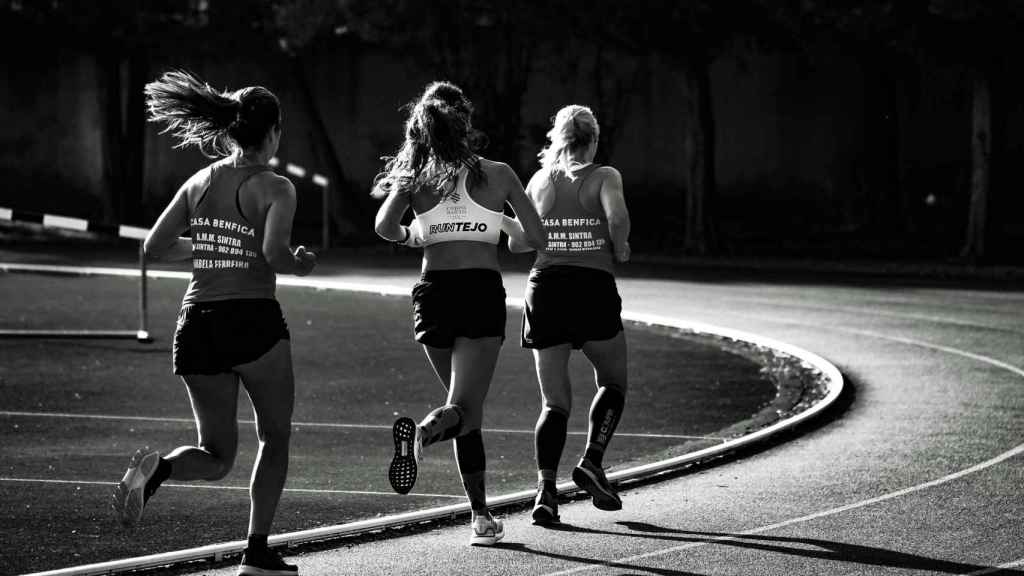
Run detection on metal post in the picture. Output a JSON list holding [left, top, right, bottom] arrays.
[[321, 182, 330, 250], [137, 241, 152, 342]]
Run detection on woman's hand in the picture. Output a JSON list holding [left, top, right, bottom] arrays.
[[292, 246, 317, 276]]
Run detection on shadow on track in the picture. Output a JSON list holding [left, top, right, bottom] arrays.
[[492, 541, 706, 576]]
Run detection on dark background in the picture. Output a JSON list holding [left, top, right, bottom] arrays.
[[2, 0, 1022, 263]]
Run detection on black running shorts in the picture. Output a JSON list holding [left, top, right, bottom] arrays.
[[521, 265, 623, 350], [412, 268, 507, 348], [172, 298, 290, 375]]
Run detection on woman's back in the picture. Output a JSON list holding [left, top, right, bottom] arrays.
[[412, 158, 516, 272], [529, 164, 615, 274], [182, 159, 277, 304]]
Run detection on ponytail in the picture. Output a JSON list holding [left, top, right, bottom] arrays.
[[538, 105, 599, 181], [372, 81, 485, 200], [145, 70, 280, 158]]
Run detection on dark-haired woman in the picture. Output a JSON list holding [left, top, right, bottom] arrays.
[[506, 105, 631, 526], [374, 81, 545, 546], [111, 70, 315, 576]]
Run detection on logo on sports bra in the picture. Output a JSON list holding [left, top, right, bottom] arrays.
[[428, 222, 489, 234]]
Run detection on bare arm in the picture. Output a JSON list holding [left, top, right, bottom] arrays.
[[263, 176, 316, 276], [374, 187, 413, 243], [143, 178, 194, 262], [502, 165, 546, 252], [598, 167, 631, 263]]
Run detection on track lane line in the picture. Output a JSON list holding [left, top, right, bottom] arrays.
[[538, 332, 1024, 576], [961, 558, 1024, 575], [541, 442, 1024, 575], [4, 264, 846, 576], [0, 410, 721, 441], [0, 477, 463, 499]]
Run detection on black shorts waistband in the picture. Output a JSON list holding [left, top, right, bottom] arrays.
[[420, 268, 503, 283]]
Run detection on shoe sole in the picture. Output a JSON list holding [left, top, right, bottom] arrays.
[[469, 527, 505, 546], [531, 502, 560, 526], [112, 447, 160, 528], [388, 417, 417, 494], [572, 466, 622, 511]]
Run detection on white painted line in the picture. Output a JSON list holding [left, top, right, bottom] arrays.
[[117, 225, 149, 240], [541, 441, 1024, 576], [3, 263, 845, 576], [0, 477, 463, 499], [312, 174, 329, 187], [0, 207, 12, 220], [285, 163, 306, 178], [961, 558, 1024, 576], [42, 214, 88, 231], [0, 411, 720, 441]]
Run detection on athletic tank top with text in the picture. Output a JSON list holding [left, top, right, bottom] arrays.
[[533, 164, 614, 274], [414, 168, 503, 246], [182, 162, 277, 305]]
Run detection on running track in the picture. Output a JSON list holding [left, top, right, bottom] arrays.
[[7, 252, 1023, 575], [186, 262, 1022, 576]]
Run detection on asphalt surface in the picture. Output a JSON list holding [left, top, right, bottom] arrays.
[[155, 256, 1023, 576], [4, 246, 1022, 575]]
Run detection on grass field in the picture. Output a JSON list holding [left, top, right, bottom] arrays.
[[0, 271, 778, 575]]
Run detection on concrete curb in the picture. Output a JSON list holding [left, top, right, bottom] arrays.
[[3, 263, 844, 576]]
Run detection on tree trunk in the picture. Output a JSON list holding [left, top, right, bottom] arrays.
[[681, 51, 716, 255], [960, 70, 990, 261]]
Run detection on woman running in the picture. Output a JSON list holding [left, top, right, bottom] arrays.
[[112, 70, 315, 576], [373, 80, 545, 545], [506, 105, 631, 526]]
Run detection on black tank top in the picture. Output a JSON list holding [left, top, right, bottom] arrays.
[[533, 164, 614, 274], [182, 161, 276, 305]]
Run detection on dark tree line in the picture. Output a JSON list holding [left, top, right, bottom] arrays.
[[5, 0, 1022, 259]]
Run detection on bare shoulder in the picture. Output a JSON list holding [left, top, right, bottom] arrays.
[[478, 157, 518, 183], [595, 165, 623, 185], [253, 171, 296, 200], [525, 168, 551, 189]]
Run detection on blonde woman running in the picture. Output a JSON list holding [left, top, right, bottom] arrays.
[[506, 105, 631, 526]]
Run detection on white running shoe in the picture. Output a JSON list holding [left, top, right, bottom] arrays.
[[469, 514, 504, 546], [112, 447, 160, 528]]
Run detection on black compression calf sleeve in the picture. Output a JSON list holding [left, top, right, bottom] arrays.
[[535, 406, 569, 479], [584, 386, 625, 467], [455, 429, 487, 513]]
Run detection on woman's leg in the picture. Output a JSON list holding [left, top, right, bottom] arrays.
[[234, 339, 295, 537], [571, 330, 628, 512], [417, 345, 464, 448], [448, 336, 501, 517], [580, 331, 628, 467], [164, 373, 241, 481], [533, 345, 573, 485], [530, 344, 573, 525], [114, 372, 239, 527]]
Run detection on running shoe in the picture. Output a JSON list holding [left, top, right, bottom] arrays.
[[469, 514, 504, 546], [531, 482, 560, 526], [238, 546, 298, 576], [571, 458, 622, 511], [112, 447, 160, 528], [388, 417, 418, 494]]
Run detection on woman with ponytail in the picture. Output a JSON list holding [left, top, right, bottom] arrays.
[[373, 80, 545, 546], [112, 70, 314, 576], [506, 105, 631, 526]]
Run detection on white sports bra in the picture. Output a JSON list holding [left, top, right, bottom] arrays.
[[413, 168, 503, 246]]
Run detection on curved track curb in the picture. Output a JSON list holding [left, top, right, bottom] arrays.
[[2, 264, 844, 576]]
